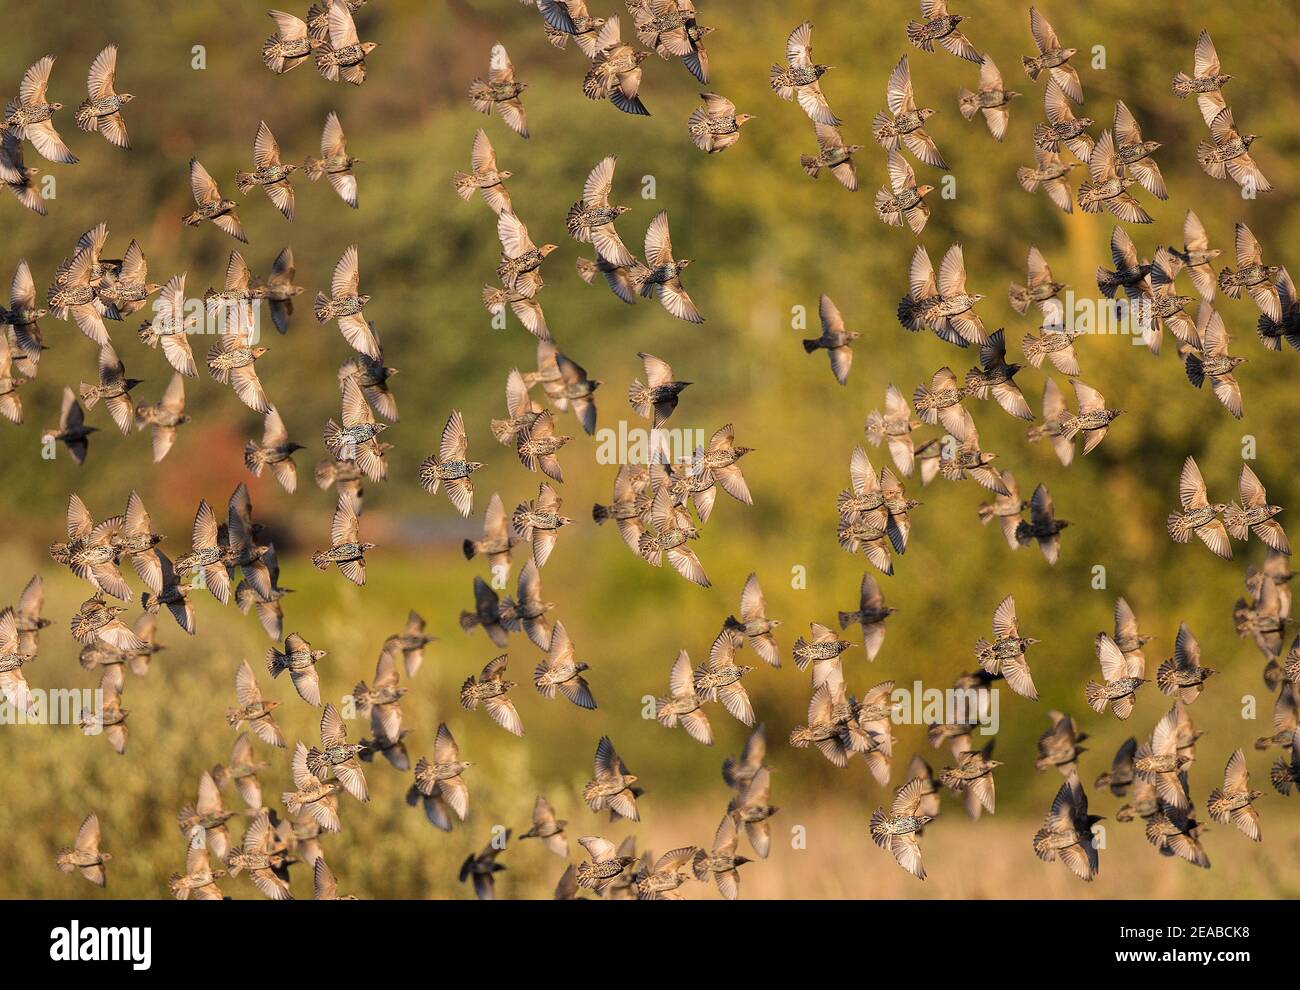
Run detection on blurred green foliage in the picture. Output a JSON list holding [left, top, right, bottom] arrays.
[[0, 0, 1298, 898]]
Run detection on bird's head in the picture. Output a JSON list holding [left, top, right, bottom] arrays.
[[468, 461, 486, 472], [498, 169, 513, 180], [49, 101, 64, 111], [1062, 47, 1078, 60], [361, 42, 380, 56], [373, 422, 390, 435], [614, 205, 631, 217], [1078, 116, 1095, 128], [119, 93, 134, 104], [311, 649, 329, 662], [676, 258, 693, 270], [917, 183, 936, 198], [540, 244, 560, 257], [251, 346, 269, 359]]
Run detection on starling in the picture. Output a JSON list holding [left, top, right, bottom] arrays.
[[312, 493, 373, 586], [5, 56, 76, 164], [136, 274, 197, 377], [1169, 210, 1220, 302], [804, 294, 859, 385], [512, 482, 571, 568], [583, 736, 639, 821], [353, 649, 409, 753], [865, 385, 923, 476], [964, 330, 1032, 420], [791, 622, 853, 680], [1236, 576, 1290, 664], [0, 340, 23, 425], [1134, 706, 1192, 810], [168, 842, 226, 901], [1167, 456, 1231, 559], [411, 723, 472, 827], [48, 246, 109, 346], [639, 484, 708, 585], [461, 575, 509, 648], [630, 210, 702, 322], [1008, 246, 1065, 316], [1256, 266, 1300, 352], [1077, 130, 1152, 224], [688, 92, 753, 153], [1095, 737, 1138, 797], [454, 128, 511, 214], [975, 594, 1039, 700], [267, 632, 328, 707], [694, 629, 754, 726], [939, 428, 1009, 492], [0, 130, 45, 214], [634, 846, 698, 900], [183, 158, 245, 242], [1197, 107, 1270, 194], [1022, 7, 1080, 99], [1184, 308, 1245, 419], [630, 0, 713, 84], [655, 648, 712, 745], [459, 831, 509, 900], [958, 55, 1019, 141], [1113, 99, 1165, 199], [1145, 805, 1211, 869], [898, 243, 988, 347], [324, 375, 389, 483], [226, 659, 285, 748], [1096, 225, 1151, 301], [1225, 463, 1289, 554], [566, 156, 634, 265], [207, 332, 271, 413], [576, 835, 636, 894], [691, 814, 751, 898], [314, 0, 378, 85], [1015, 483, 1069, 563], [262, 10, 319, 74], [225, 810, 292, 900], [418, 410, 483, 518], [497, 211, 557, 301], [71, 45, 131, 150], [576, 253, 647, 307], [461, 654, 524, 736], [177, 771, 237, 861], [1032, 771, 1102, 881], [771, 21, 839, 126], [1059, 379, 1121, 455], [1113, 596, 1153, 676], [243, 407, 302, 493], [872, 56, 946, 169], [533, 619, 596, 710], [940, 740, 1001, 819], [55, 813, 111, 888], [799, 123, 861, 192], [235, 120, 296, 220], [906, 0, 979, 62], [592, 465, 649, 554], [520, 795, 568, 857], [583, 17, 651, 116], [627, 351, 690, 428], [1033, 76, 1093, 161], [1271, 732, 1300, 796], [282, 742, 342, 833], [0, 606, 36, 715], [515, 411, 569, 484], [316, 245, 379, 358], [722, 572, 781, 667], [537, 0, 606, 58], [1219, 223, 1281, 320], [501, 558, 555, 650], [869, 777, 933, 880], [1016, 147, 1077, 213], [874, 150, 934, 233], [3, 261, 47, 370], [693, 423, 752, 504], [304, 112, 360, 208], [1255, 682, 1296, 751], [1141, 248, 1197, 353], [915, 363, 977, 436], [306, 702, 369, 802], [977, 470, 1026, 549], [483, 282, 551, 339], [1208, 748, 1263, 842], [1172, 30, 1231, 126], [8, 574, 49, 656], [464, 492, 519, 579], [1085, 632, 1147, 719]]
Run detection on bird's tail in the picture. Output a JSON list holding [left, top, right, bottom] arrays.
[[314, 459, 337, 489], [322, 419, 344, 455], [654, 697, 677, 729], [957, 90, 979, 120], [799, 155, 821, 178], [1184, 354, 1205, 388], [462, 538, 478, 560], [303, 156, 325, 181], [1166, 511, 1195, 544], [458, 676, 479, 711], [78, 383, 99, 408], [791, 637, 811, 670], [1016, 166, 1041, 193], [837, 610, 857, 630], [1021, 332, 1045, 365], [1084, 681, 1108, 714], [627, 381, 653, 419], [310, 551, 331, 571], [1058, 416, 1080, 441], [870, 110, 897, 147], [1155, 657, 1182, 696], [801, 338, 821, 353], [141, 591, 162, 614], [1031, 827, 1057, 862], [281, 791, 303, 816], [1272, 759, 1295, 795], [564, 202, 590, 241], [313, 291, 332, 322], [1095, 267, 1120, 298], [869, 808, 891, 847], [1170, 72, 1193, 98], [243, 442, 264, 476], [1021, 56, 1041, 80], [234, 171, 258, 194], [976, 502, 995, 525], [266, 649, 285, 678], [592, 503, 610, 524], [1216, 268, 1241, 298], [458, 610, 481, 632]]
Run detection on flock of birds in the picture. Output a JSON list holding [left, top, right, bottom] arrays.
[[2, 0, 1298, 899]]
